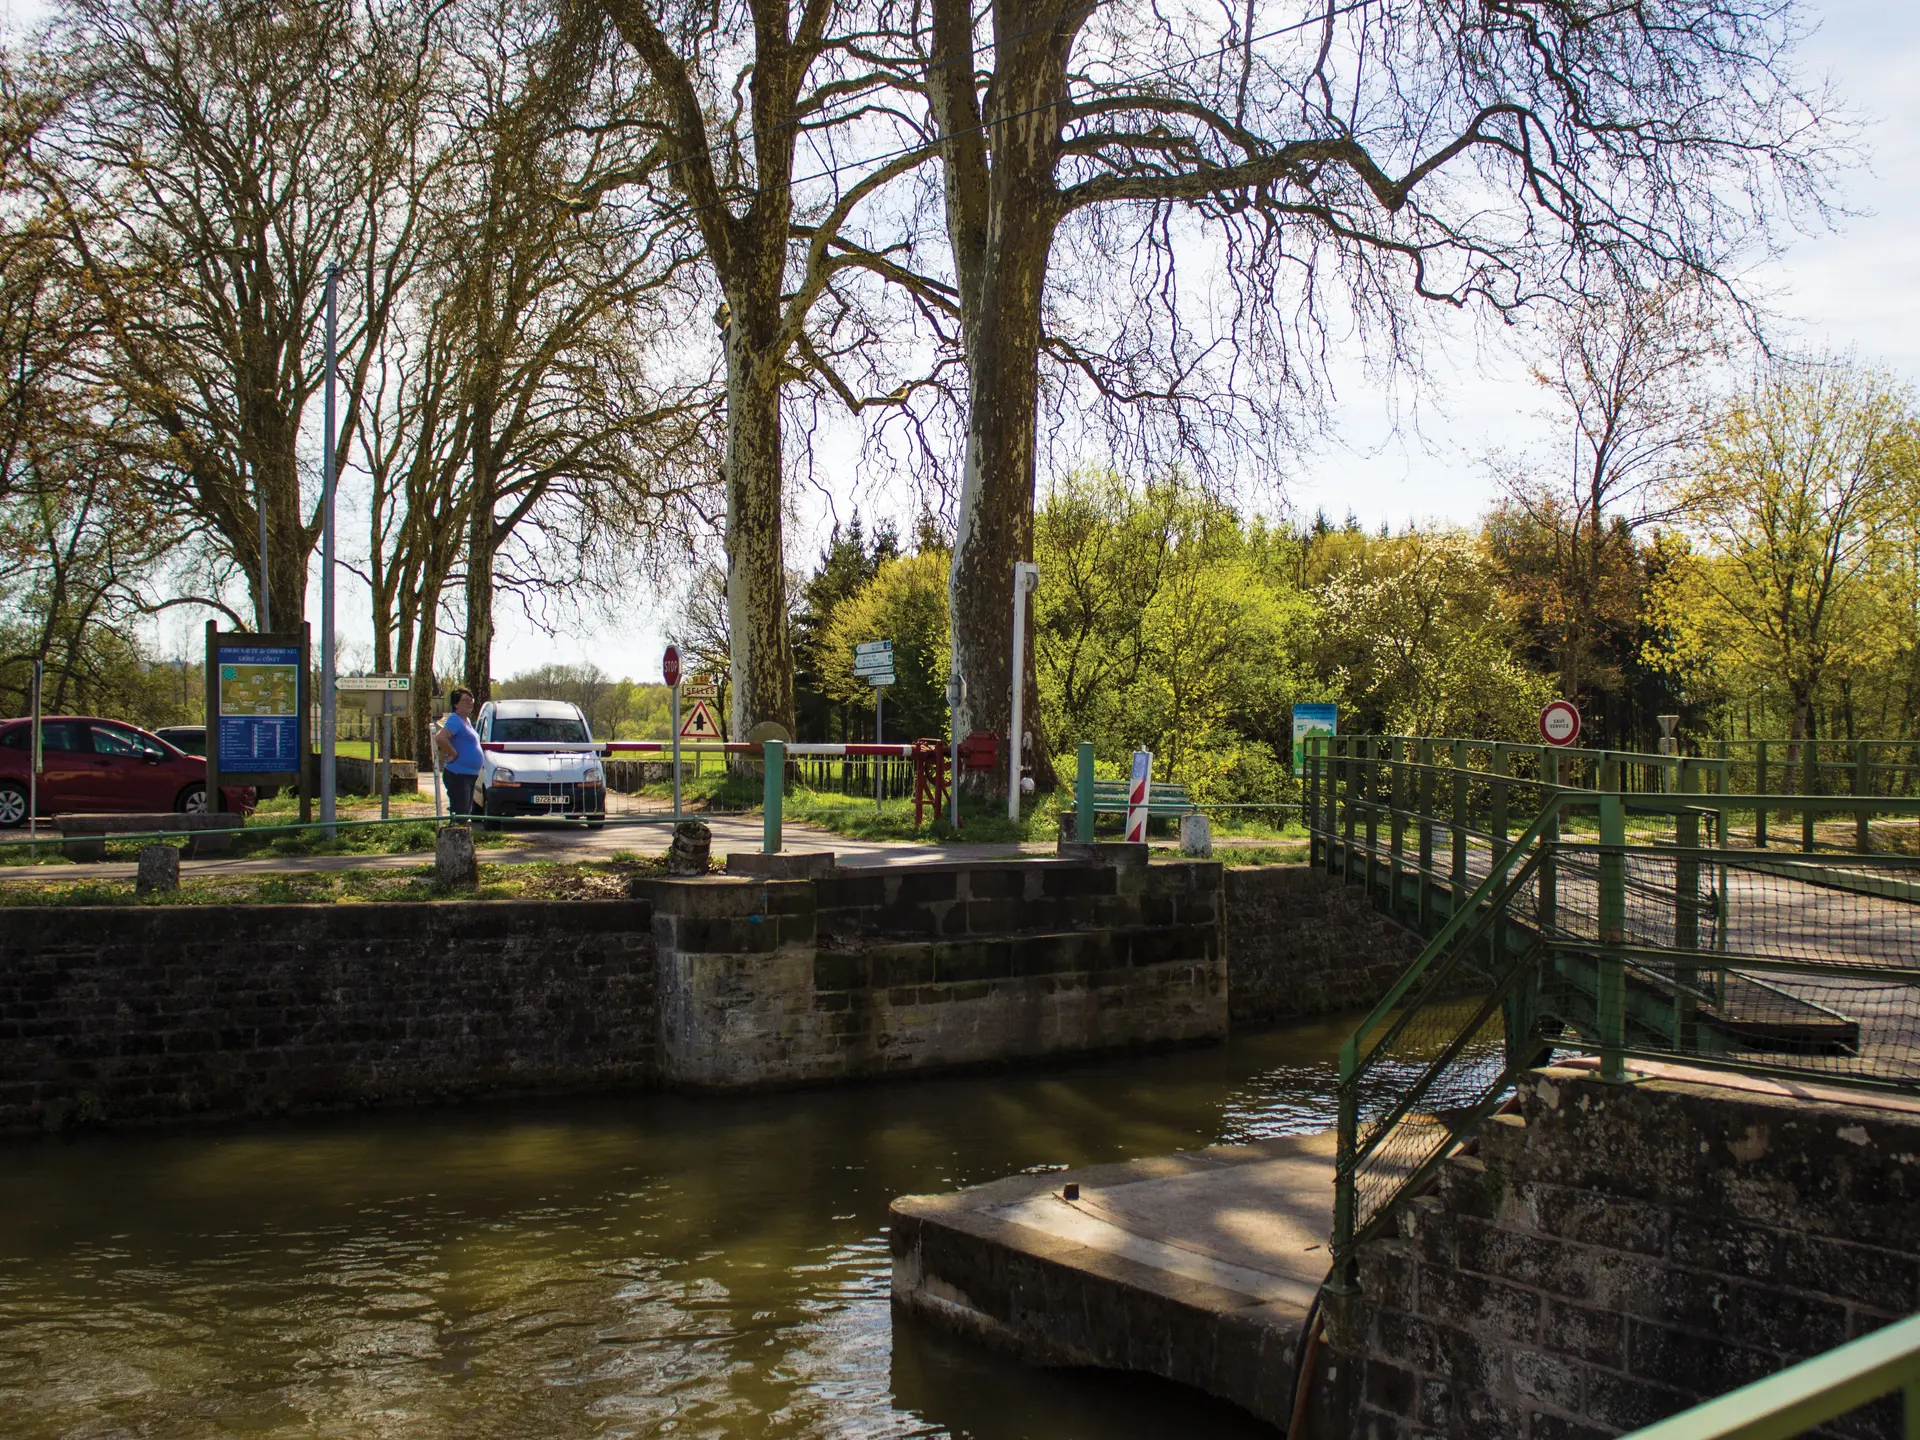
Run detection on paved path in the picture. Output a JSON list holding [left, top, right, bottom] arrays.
[[0, 775, 1300, 885]]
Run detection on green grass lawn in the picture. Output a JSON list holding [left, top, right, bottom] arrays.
[[0, 856, 676, 906]]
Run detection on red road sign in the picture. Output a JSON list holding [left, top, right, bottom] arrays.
[[1539, 699, 1582, 746], [662, 644, 681, 688]]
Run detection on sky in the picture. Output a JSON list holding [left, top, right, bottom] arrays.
[[7, 0, 1918, 687]]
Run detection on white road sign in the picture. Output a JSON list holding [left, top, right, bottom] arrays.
[[337, 674, 411, 691], [854, 640, 892, 658], [866, 671, 895, 687]]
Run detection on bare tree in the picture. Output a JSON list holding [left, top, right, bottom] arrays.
[[24, 0, 444, 632], [592, 0, 934, 739], [921, 0, 1846, 797]]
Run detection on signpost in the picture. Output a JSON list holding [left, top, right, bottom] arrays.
[[1292, 702, 1337, 778], [205, 621, 312, 823], [337, 675, 411, 819], [1540, 699, 1582, 747], [1009, 562, 1040, 820], [664, 645, 682, 820], [27, 659, 40, 856], [855, 640, 894, 812]]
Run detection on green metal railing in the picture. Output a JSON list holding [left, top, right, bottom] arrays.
[[1309, 735, 1920, 1280], [1620, 1310, 1920, 1440]]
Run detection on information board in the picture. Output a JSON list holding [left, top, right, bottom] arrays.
[[1292, 702, 1337, 777], [217, 644, 301, 772]]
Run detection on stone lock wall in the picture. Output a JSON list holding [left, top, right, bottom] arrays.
[[1224, 864, 1423, 1025], [0, 901, 659, 1135], [1325, 1066, 1920, 1440], [645, 850, 1227, 1090]]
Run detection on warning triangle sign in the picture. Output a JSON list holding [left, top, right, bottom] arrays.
[[679, 698, 720, 740]]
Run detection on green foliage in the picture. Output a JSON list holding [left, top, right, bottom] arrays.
[[817, 548, 952, 741], [1034, 471, 1312, 802]]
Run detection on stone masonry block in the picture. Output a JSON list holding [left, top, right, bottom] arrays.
[[810, 950, 869, 993]]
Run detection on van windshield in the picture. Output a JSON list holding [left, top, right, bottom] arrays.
[[492, 717, 589, 744]]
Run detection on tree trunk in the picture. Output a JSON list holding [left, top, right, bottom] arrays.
[[464, 394, 497, 702], [410, 576, 444, 768], [253, 437, 309, 635], [722, 310, 794, 739]]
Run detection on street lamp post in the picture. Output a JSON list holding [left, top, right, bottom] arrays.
[[319, 263, 339, 832]]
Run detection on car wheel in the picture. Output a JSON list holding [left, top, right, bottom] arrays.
[[0, 781, 28, 829], [176, 783, 208, 815]]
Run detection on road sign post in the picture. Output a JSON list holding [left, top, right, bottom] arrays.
[[664, 645, 682, 822], [1009, 562, 1040, 821], [336, 676, 412, 820]]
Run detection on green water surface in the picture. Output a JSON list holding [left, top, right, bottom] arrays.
[[0, 1016, 1357, 1439]]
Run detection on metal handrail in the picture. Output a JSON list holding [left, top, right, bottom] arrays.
[[1620, 1310, 1920, 1440]]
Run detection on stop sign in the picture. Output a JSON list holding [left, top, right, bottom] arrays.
[[662, 644, 681, 688]]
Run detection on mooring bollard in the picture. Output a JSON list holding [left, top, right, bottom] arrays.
[[667, 820, 712, 876], [435, 825, 477, 888], [135, 845, 179, 896]]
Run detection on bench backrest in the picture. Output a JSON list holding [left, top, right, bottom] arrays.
[[1085, 780, 1194, 813]]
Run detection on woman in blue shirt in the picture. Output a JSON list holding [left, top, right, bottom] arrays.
[[438, 688, 484, 818]]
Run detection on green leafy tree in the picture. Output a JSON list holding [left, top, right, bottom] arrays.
[[817, 550, 950, 743]]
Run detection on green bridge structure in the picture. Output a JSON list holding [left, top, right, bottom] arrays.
[[1305, 732, 1920, 1264], [1303, 733, 1920, 1436]]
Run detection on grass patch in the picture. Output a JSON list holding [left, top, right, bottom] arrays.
[[1214, 842, 1311, 866], [0, 856, 679, 907]]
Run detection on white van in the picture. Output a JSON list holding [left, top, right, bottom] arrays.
[[472, 698, 607, 826]]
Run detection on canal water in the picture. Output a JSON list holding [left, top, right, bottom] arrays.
[[0, 1015, 1358, 1439]]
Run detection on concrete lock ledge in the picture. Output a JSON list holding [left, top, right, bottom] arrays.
[[890, 1132, 1337, 1429]]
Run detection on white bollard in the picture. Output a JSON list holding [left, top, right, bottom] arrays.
[[1180, 812, 1213, 858]]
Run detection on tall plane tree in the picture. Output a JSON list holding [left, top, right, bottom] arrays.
[[28, 0, 441, 633], [595, 0, 930, 737], [922, 0, 1843, 796]]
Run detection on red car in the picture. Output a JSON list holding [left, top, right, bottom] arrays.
[[0, 716, 256, 827]]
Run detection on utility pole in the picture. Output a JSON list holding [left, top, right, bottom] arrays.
[[319, 262, 339, 831]]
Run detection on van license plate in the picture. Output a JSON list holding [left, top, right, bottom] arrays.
[[533, 795, 565, 805]]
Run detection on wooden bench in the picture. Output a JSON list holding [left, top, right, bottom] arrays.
[[54, 812, 242, 862], [1059, 779, 1196, 837]]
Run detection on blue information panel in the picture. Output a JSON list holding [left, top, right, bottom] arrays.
[[216, 644, 301, 773], [1292, 702, 1337, 777]]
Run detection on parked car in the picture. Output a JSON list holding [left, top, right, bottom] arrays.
[[472, 699, 607, 826], [153, 724, 205, 756], [0, 717, 256, 827]]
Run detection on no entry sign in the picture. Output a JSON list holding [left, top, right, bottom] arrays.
[[1539, 699, 1582, 747], [663, 644, 681, 688]]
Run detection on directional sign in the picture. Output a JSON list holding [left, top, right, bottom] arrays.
[[866, 670, 895, 688], [854, 640, 893, 659], [682, 680, 719, 700], [337, 674, 411, 691], [679, 698, 721, 740]]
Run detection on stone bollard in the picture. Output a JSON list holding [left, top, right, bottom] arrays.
[[666, 820, 712, 876], [435, 825, 478, 888], [1179, 812, 1213, 859], [135, 845, 180, 896]]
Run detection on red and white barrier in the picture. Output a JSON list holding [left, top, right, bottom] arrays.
[[479, 740, 917, 757], [1124, 748, 1153, 843]]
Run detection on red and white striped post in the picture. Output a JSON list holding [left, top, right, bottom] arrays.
[[1124, 748, 1153, 843]]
